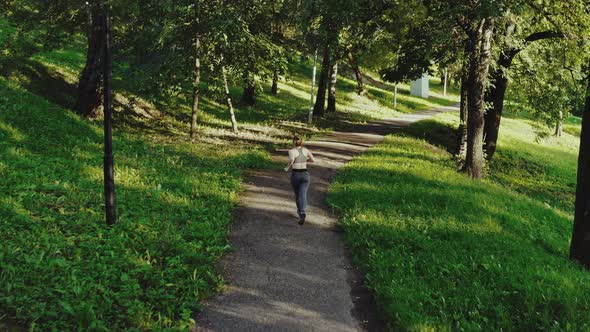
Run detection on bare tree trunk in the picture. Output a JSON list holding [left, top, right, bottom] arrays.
[[271, 69, 278, 95], [76, 0, 105, 119], [464, 18, 494, 179], [222, 66, 239, 133], [190, 35, 201, 142], [394, 84, 398, 110], [347, 51, 366, 95], [443, 68, 448, 97], [570, 70, 590, 268], [313, 42, 330, 117], [456, 72, 469, 160], [555, 111, 563, 137], [308, 49, 318, 124], [326, 62, 338, 113]]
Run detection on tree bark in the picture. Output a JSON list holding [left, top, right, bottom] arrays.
[[456, 71, 469, 160], [308, 49, 318, 124], [313, 42, 330, 117], [464, 18, 494, 179], [190, 35, 201, 142], [222, 65, 239, 133], [271, 69, 278, 95], [75, 0, 105, 119], [326, 62, 338, 113], [570, 70, 590, 268], [555, 110, 563, 137], [393, 84, 398, 110], [347, 51, 366, 95], [242, 73, 256, 106]]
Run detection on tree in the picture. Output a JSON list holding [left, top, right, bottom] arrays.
[[462, 17, 495, 179], [456, 59, 469, 161], [483, 12, 563, 159], [311, 0, 358, 117], [76, 0, 107, 118], [326, 62, 338, 112], [313, 28, 333, 117], [570, 62, 590, 268]]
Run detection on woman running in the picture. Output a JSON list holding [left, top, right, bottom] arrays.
[[284, 136, 315, 225]]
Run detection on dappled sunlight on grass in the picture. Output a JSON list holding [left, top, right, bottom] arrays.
[[328, 133, 589, 331], [412, 111, 579, 213], [0, 77, 271, 330]]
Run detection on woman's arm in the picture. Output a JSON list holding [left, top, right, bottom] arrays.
[[306, 150, 315, 163], [284, 150, 295, 171]]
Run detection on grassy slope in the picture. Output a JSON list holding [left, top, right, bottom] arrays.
[[328, 111, 590, 330], [0, 20, 458, 330]]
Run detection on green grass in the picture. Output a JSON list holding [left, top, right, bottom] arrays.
[[328, 111, 589, 331], [0, 77, 271, 331]]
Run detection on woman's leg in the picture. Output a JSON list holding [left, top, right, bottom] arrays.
[[298, 173, 310, 217], [290, 174, 301, 216]]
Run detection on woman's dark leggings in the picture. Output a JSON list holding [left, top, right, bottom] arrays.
[[290, 171, 310, 217]]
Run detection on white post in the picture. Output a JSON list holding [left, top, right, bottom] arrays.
[[308, 49, 318, 124], [443, 68, 448, 97], [394, 84, 398, 110]]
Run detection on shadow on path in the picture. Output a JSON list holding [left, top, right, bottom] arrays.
[[195, 105, 459, 332]]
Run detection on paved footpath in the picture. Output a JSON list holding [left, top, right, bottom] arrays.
[[196, 105, 458, 332]]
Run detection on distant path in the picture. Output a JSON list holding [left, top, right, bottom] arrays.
[[195, 105, 458, 332]]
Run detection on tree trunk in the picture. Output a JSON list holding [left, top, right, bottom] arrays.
[[75, 1, 105, 119], [394, 84, 398, 110], [464, 18, 494, 179], [242, 73, 256, 106], [456, 72, 469, 160], [326, 62, 338, 113], [555, 111, 563, 137], [308, 49, 318, 124], [190, 35, 201, 142], [443, 68, 448, 97], [222, 66, 239, 133], [271, 70, 278, 95], [570, 70, 590, 268], [347, 51, 366, 95], [313, 42, 330, 117], [484, 23, 562, 160]]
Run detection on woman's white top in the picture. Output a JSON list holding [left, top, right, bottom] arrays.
[[289, 147, 313, 170]]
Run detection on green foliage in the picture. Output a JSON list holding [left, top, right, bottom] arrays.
[[328, 113, 589, 331]]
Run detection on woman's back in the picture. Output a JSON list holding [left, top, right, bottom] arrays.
[[289, 147, 310, 170]]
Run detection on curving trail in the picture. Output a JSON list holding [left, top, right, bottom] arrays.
[[196, 106, 458, 332]]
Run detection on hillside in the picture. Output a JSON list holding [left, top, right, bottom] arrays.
[[328, 110, 590, 330]]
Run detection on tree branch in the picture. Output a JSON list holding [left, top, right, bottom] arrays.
[[524, 30, 564, 43]]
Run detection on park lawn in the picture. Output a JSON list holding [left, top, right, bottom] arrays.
[[0, 77, 272, 331], [328, 111, 590, 331], [0, 19, 460, 331]]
